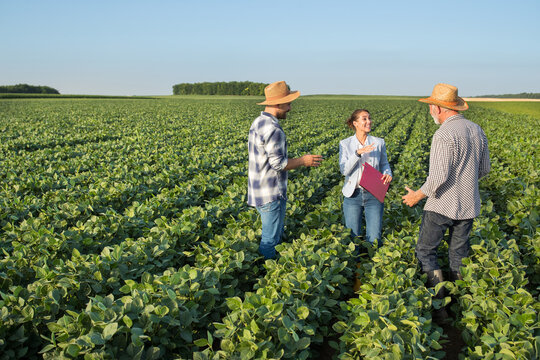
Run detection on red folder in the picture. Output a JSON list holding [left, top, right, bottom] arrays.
[[359, 163, 389, 203]]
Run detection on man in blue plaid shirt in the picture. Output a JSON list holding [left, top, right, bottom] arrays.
[[248, 81, 323, 259]]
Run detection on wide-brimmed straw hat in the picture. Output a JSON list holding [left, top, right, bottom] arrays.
[[419, 83, 468, 111], [257, 81, 300, 105]]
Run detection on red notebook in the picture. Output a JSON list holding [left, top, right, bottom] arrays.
[[359, 163, 390, 203]]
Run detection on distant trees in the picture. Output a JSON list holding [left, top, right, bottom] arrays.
[[172, 81, 267, 96], [0, 84, 60, 94]]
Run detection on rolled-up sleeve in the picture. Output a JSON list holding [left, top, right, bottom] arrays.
[[264, 128, 288, 171], [420, 135, 452, 198]]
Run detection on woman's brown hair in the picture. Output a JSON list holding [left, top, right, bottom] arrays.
[[346, 109, 370, 130]]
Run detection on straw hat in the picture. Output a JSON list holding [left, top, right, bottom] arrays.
[[419, 83, 468, 111], [257, 81, 300, 105]]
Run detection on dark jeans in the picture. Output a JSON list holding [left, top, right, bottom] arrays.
[[416, 211, 474, 273]]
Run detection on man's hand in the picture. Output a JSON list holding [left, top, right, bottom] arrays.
[[402, 186, 425, 207], [284, 154, 323, 171], [302, 154, 323, 167], [381, 174, 392, 185]]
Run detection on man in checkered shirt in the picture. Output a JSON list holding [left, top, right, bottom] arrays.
[[248, 81, 323, 259], [403, 83, 490, 319]]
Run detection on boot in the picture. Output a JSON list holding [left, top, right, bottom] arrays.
[[353, 278, 362, 292], [449, 270, 463, 281], [426, 269, 445, 295], [425, 269, 449, 322], [353, 263, 362, 292]]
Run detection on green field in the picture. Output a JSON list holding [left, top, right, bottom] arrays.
[[471, 101, 540, 119], [0, 97, 538, 359], [0, 94, 155, 100]]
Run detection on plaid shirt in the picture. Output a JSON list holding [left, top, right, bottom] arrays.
[[247, 112, 288, 207], [420, 114, 490, 219]]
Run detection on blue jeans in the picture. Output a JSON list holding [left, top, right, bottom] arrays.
[[343, 188, 384, 246], [416, 211, 474, 273], [256, 198, 286, 259]]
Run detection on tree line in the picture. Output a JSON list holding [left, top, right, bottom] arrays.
[[0, 84, 60, 94], [172, 81, 268, 96]]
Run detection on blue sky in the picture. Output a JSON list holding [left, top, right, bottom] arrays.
[[2, 0, 539, 96]]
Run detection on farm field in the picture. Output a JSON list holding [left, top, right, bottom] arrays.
[[0, 97, 538, 359], [469, 101, 540, 119]]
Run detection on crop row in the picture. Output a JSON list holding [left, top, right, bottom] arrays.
[[0, 98, 538, 359]]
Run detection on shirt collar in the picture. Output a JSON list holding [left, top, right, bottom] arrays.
[[354, 134, 372, 147], [261, 111, 278, 122], [443, 114, 464, 125]]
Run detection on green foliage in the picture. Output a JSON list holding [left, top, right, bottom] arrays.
[[471, 101, 540, 119], [446, 238, 539, 359], [0, 94, 154, 99], [172, 81, 268, 96], [0, 97, 537, 359]]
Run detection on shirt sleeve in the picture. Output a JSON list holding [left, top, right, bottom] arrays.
[[478, 131, 490, 179], [379, 140, 392, 176], [339, 140, 361, 176], [263, 127, 288, 171], [420, 134, 453, 198]]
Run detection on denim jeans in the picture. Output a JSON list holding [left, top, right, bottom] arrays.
[[343, 188, 384, 246], [416, 210, 474, 273], [256, 198, 286, 259]]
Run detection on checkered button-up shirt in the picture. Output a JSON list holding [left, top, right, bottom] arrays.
[[420, 114, 490, 219], [247, 112, 288, 207]]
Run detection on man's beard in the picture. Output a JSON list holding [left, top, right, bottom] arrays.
[[431, 114, 441, 125], [276, 110, 288, 119]]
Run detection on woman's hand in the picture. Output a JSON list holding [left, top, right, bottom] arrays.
[[357, 144, 375, 156], [381, 174, 392, 184]]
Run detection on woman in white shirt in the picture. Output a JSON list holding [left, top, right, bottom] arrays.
[[339, 109, 392, 249]]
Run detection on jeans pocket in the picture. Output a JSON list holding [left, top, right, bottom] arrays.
[[425, 211, 451, 227], [257, 200, 279, 213]]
